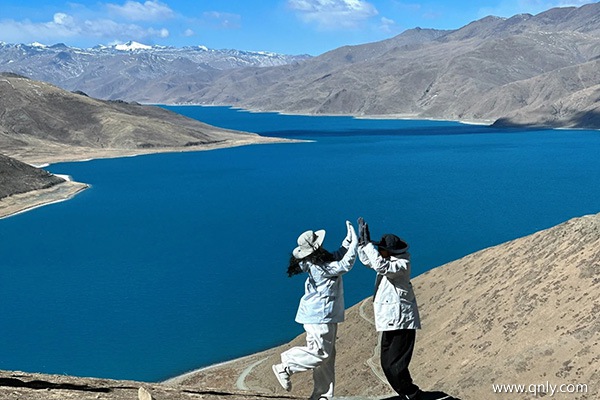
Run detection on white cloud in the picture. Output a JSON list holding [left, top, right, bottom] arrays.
[[83, 19, 170, 41], [288, 0, 379, 29], [53, 13, 75, 26], [379, 17, 396, 33], [183, 28, 195, 37], [106, 0, 175, 21], [157, 28, 169, 38], [201, 11, 242, 29], [0, 12, 170, 45], [0, 14, 80, 43]]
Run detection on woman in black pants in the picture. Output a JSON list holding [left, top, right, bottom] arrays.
[[357, 218, 423, 400]]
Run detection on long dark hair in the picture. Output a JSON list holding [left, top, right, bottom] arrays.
[[287, 246, 336, 277]]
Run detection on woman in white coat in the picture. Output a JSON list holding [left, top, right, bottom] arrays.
[[272, 220, 358, 400], [357, 217, 423, 400]]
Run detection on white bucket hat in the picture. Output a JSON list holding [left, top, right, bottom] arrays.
[[293, 229, 326, 259]]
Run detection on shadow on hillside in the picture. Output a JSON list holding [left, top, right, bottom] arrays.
[[0, 377, 111, 393], [382, 390, 461, 400], [493, 109, 600, 130], [566, 109, 600, 129]]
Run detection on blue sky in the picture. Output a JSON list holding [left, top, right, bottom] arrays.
[[0, 0, 596, 55]]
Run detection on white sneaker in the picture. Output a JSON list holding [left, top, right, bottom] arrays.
[[272, 363, 291, 391]]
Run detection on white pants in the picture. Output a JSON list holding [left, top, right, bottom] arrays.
[[281, 323, 337, 400]]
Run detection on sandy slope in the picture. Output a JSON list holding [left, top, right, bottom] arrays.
[[168, 213, 600, 400]]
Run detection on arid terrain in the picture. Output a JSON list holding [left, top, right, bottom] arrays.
[[0, 73, 289, 166]]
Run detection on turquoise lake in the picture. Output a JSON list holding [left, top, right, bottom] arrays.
[[1, 106, 599, 382]]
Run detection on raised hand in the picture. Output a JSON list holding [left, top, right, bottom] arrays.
[[358, 217, 370, 245]]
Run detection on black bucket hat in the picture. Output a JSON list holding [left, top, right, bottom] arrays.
[[372, 234, 409, 255]]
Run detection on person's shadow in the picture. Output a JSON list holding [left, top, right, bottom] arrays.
[[382, 391, 462, 400]]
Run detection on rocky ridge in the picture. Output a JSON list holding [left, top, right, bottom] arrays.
[[0, 42, 310, 103], [0, 153, 88, 219], [0, 73, 285, 165], [0, 154, 65, 199], [184, 3, 600, 129]]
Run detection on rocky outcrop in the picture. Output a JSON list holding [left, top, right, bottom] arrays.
[[0, 153, 89, 219], [0, 154, 64, 199], [0, 370, 289, 400]]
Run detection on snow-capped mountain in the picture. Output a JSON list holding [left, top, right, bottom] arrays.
[[0, 41, 311, 102], [113, 41, 153, 51]]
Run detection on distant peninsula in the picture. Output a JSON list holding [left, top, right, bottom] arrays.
[[0, 154, 88, 219], [0, 73, 293, 218]]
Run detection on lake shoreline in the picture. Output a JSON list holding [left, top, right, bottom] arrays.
[[0, 181, 89, 220], [1, 135, 298, 220]]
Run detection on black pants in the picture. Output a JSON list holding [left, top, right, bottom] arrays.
[[380, 329, 419, 396]]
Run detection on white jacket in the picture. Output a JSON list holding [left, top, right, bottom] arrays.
[[295, 225, 358, 324], [358, 243, 421, 331]]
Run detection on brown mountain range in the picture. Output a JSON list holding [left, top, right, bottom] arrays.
[[3, 5, 600, 128], [188, 3, 600, 129]]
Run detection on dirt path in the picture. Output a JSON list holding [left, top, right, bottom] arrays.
[[358, 299, 389, 387], [235, 357, 269, 391]]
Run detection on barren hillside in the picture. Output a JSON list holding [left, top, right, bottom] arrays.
[[0, 73, 286, 165], [172, 212, 600, 400], [190, 3, 600, 129]]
